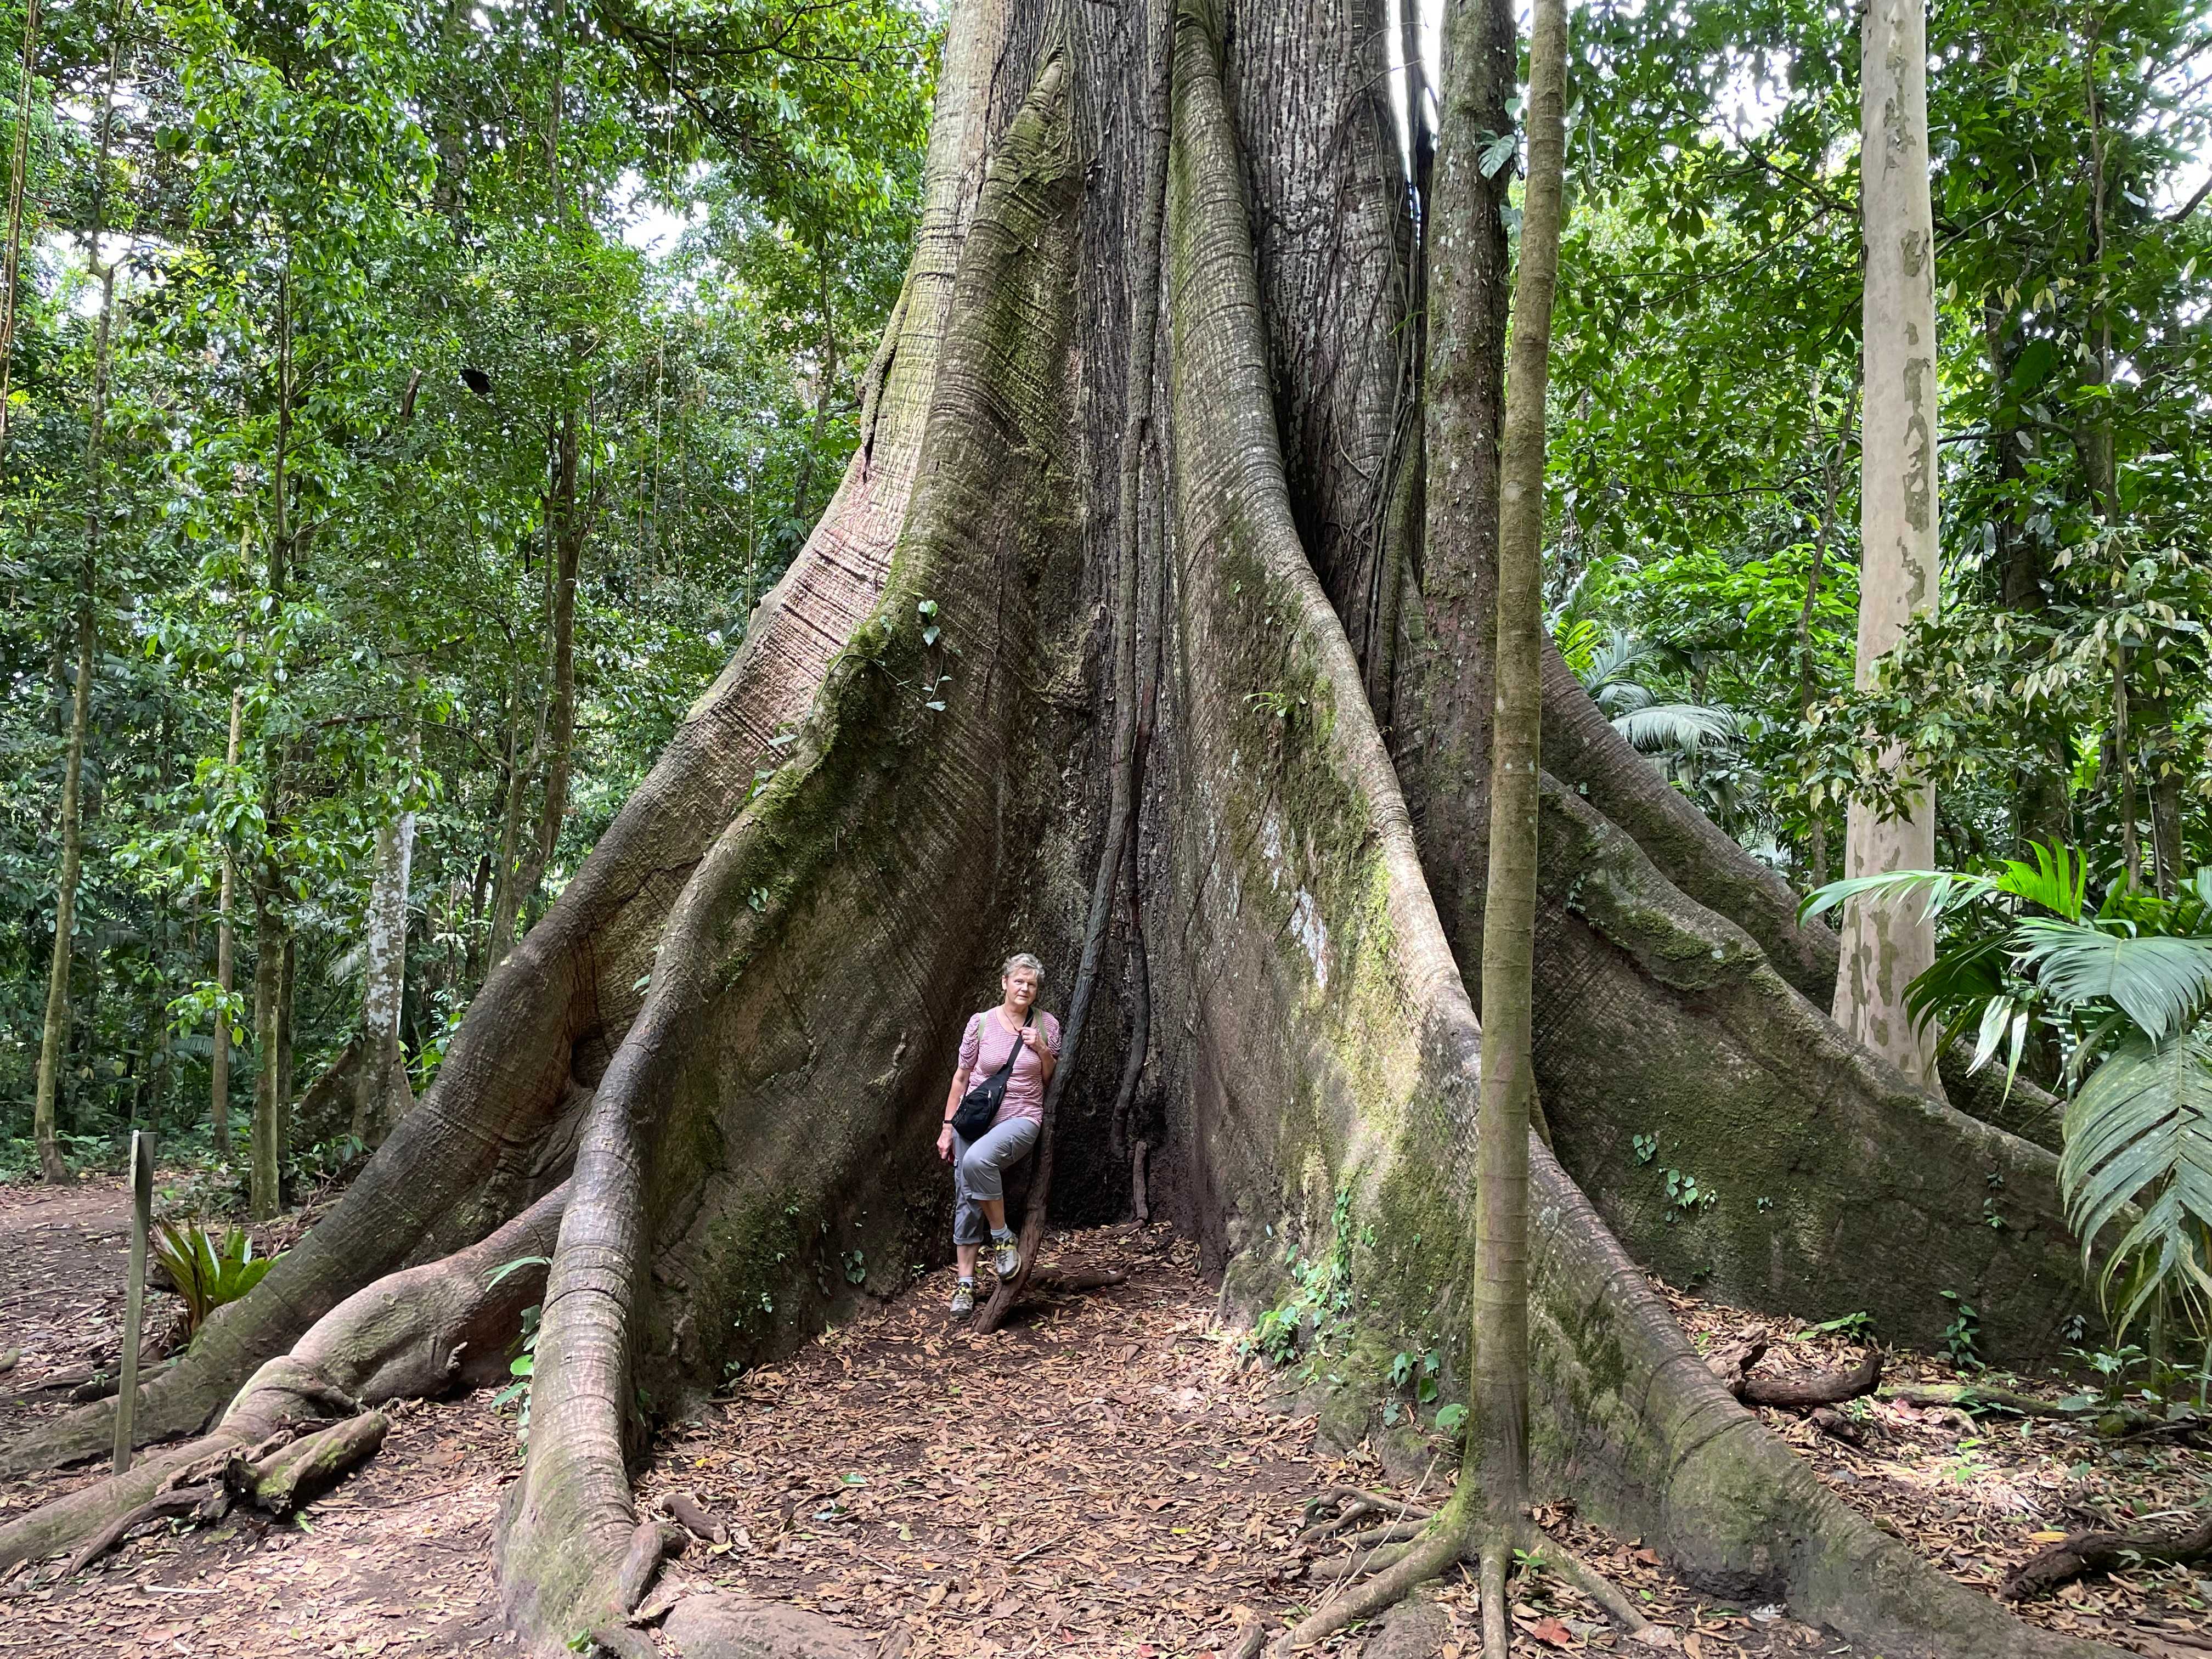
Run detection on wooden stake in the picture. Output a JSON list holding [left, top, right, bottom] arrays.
[[112, 1129, 151, 1474]]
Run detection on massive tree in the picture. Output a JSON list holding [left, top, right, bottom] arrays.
[[2, 3, 2122, 1656]]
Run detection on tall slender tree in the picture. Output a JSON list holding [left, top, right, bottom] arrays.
[[32, 4, 125, 1184], [0, 0, 38, 459], [1832, 0, 1945, 1096]]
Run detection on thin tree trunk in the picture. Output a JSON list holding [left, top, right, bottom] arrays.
[[32, 26, 121, 1184], [2111, 643, 2141, 888], [33, 550, 94, 1186], [509, 407, 581, 928], [0, 0, 40, 460], [211, 681, 242, 1156], [352, 787, 416, 1142], [484, 670, 534, 974], [276, 928, 295, 1161], [250, 881, 282, 1220], [1471, 0, 1567, 1617], [2080, 43, 2140, 891], [1833, 0, 1944, 1097], [2148, 751, 2182, 899], [1795, 377, 1854, 891]]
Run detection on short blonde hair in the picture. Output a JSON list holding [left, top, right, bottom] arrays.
[[1001, 951, 1045, 984]]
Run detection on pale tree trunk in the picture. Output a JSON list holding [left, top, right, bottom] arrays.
[[350, 797, 416, 1142], [210, 680, 242, 1156], [0, 0, 38, 460], [1795, 378, 1854, 891], [1470, 0, 1565, 1640], [1833, 0, 1945, 1098]]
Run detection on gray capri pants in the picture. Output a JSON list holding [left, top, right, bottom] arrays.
[[952, 1116, 1040, 1246]]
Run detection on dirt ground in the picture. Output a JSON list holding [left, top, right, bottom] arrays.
[[0, 1178, 2204, 1657]]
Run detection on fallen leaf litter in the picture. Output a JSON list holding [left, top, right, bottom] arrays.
[[1, 1176, 2203, 1657]]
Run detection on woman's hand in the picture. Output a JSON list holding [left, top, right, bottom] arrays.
[[1020, 1025, 1049, 1054], [936, 1123, 956, 1162]]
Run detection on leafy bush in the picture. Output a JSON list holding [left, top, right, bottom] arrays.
[[1805, 848, 2212, 1349], [151, 1221, 279, 1340]]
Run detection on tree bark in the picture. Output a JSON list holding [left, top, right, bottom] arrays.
[[1392, 0, 1513, 987], [489, 408, 583, 969], [1795, 378, 1854, 890], [1833, 0, 1945, 1096], [351, 795, 416, 1143], [1470, 0, 1566, 1588]]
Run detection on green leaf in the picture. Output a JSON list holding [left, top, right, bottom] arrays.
[[2059, 1025, 2212, 1338], [2014, 921, 2212, 1042], [1434, 1402, 1468, 1434]]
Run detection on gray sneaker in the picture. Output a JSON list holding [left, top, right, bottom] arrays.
[[949, 1280, 975, 1315], [992, 1235, 1020, 1279]]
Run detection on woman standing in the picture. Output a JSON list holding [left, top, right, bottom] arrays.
[[938, 952, 1062, 1313]]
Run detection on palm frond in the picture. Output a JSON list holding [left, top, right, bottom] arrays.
[[1990, 841, 2086, 922], [1578, 626, 1661, 698], [1554, 616, 1602, 679], [1612, 701, 1737, 757], [1799, 867, 2000, 926], [1904, 929, 2011, 1040], [2013, 919, 2212, 1043], [2060, 1025, 2212, 1337]]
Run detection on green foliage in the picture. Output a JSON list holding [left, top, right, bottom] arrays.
[[0, 0, 935, 1165], [492, 1301, 542, 1442], [1808, 848, 2212, 1348], [2061, 1026, 2212, 1336], [1797, 1311, 1875, 1342], [1661, 1167, 1716, 1221], [1242, 1187, 1358, 1374], [1940, 1291, 1984, 1371], [151, 1220, 278, 1339]]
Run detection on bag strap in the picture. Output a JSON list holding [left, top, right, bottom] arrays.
[[980, 1006, 1030, 1085]]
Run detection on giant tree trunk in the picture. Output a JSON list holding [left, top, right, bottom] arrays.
[[1832, 0, 1945, 1093], [4, 6, 2119, 1656]]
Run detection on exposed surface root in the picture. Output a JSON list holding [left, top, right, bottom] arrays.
[[1274, 1523, 1463, 1650], [2001, 1514, 2212, 1600], [1708, 1333, 1886, 1409], [1666, 1281, 2210, 1652], [0, 1187, 559, 1575]]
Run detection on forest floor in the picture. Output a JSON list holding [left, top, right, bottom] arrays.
[[0, 1179, 2202, 1657]]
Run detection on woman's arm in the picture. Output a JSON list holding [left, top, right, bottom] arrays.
[[942, 1069, 972, 1122]]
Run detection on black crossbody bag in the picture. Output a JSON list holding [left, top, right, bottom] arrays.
[[950, 1009, 1032, 1142]]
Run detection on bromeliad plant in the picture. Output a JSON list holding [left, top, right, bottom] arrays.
[[1804, 845, 2212, 1354], [153, 1221, 281, 1342]]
